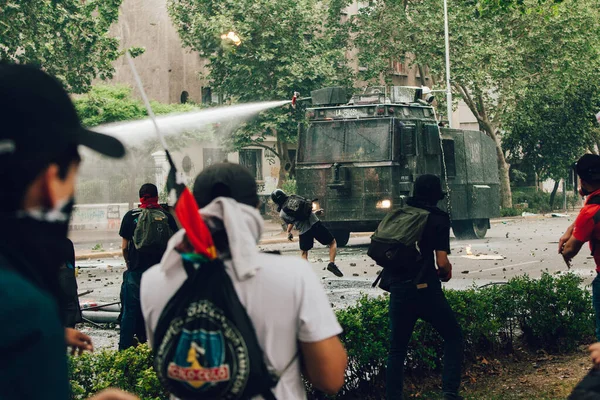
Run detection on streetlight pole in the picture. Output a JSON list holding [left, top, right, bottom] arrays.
[[443, 0, 453, 128]]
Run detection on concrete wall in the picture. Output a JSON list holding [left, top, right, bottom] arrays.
[[70, 203, 129, 231], [106, 0, 208, 104]]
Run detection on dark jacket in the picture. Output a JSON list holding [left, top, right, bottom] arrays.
[[0, 216, 70, 399]]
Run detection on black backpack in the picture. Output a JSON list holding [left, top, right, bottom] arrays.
[[153, 257, 278, 400], [282, 195, 314, 221]]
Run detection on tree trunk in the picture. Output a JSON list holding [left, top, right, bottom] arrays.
[[549, 180, 560, 210], [454, 83, 513, 208], [275, 131, 291, 188]]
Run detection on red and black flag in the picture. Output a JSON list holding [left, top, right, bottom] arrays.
[[166, 150, 216, 260]]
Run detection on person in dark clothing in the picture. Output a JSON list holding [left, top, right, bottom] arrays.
[[119, 183, 178, 350], [381, 174, 464, 400], [58, 238, 83, 329], [0, 64, 136, 400], [271, 189, 343, 277]]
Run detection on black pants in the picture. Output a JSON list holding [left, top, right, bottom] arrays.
[[386, 281, 463, 399], [119, 270, 147, 350]]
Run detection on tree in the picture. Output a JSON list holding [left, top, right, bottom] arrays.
[[504, 83, 600, 208], [354, 0, 600, 208], [168, 0, 353, 185], [0, 0, 127, 93], [74, 85, 209, 206]]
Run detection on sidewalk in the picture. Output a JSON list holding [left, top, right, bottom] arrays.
[[73, 213, 577, 261]]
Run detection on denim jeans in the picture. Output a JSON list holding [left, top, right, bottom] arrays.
[[386, 281, 464, 399], [592, 274, 600, 341], [118, 270, 147, 350]]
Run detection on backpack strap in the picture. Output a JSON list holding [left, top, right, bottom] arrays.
[[584, 196, 600, 256]]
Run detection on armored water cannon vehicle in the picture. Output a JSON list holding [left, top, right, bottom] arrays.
[[295, 86, 500, 246]]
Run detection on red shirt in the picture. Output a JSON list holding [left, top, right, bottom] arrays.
[[573, 188, 600, 271]]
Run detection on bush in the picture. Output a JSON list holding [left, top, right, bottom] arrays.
[[74, 85, 199, 128], [69, 345, 167, 400], [500, 207, 521, 217], [69, 273, 594, 399], [328, 272, 594, 397], [281, 179, 297, 195]]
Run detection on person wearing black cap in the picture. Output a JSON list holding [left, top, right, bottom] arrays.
[[0, 64, 137, 400], [381, 174, 464, 400], [560, 154, 600, 341], [271, 189, 344, 277], [140, 163, 348, 398]]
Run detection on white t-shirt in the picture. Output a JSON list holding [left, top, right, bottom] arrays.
[[141, 241, 342, 400]]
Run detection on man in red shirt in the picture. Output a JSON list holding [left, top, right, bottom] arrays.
[[560, 154, 600, 340]]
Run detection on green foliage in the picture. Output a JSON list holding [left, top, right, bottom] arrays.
[[168, 0, 353, 174], [0, 1, 128, 93], [68, 274, 593, 399], [281, 179, 297, 195], [504, 83, 600, 182], [500, 208, 521, 217], [330, 273, 594, 397], [74, 85, 198, 128], [69, 345, 167, 400]]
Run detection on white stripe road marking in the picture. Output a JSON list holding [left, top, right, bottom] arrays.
[[465, 260, 541, 274]]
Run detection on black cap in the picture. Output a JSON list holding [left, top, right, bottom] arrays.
[[0, 64, 125, 165], [413, 174, 446, 202], [576, 154, 600, 183], [193, 163, 260, 208]]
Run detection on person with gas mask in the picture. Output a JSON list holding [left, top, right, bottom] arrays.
[[0, 64, 137, 400], [560, 154, 600, 341]]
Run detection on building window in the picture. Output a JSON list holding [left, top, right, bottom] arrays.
[[203, 148, 228, 168], [201, 87, 212, 104], [180, 91, 189, 104], [239, 149, 263, 180], [390, 60, 407, 76]]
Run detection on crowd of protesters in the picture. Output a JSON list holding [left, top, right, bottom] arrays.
[[5, 63, 600, 400]]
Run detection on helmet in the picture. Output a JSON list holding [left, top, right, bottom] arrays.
[[271, 189, 288, 206]]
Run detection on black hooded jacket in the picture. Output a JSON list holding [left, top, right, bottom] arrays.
[[0, 215, 70, 399]]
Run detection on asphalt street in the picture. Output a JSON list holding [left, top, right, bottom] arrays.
[[76, 214, 594, 349]]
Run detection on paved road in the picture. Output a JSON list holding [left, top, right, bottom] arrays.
[[77, 214, 596, 349]]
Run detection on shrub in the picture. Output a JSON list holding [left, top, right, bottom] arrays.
[[500, 207, 521, 217], [69, 273, 594, 399], [281, 179, 297, 195], [69, 345, 167, 400]]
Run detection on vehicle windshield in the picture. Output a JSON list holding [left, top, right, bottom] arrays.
[[299, 119, 392, 163]]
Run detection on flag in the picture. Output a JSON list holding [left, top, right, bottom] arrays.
[[166, 151, 216, 260]]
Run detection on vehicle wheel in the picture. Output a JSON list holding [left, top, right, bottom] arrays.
[[452, 219, 489, 240], [331, 230, 351, 247]]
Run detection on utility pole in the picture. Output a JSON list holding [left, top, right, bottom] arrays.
[[443, 0, 453, 128]]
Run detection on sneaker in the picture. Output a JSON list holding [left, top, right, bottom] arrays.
[[327, 262, 343, 277]]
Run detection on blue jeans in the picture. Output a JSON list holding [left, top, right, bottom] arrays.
[[592, 274, 600, 341], [118, 270, 147, 350], [386, 281, 464, 399]]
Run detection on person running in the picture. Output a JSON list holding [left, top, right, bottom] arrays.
[[141, 163, 347, 399], [560, 154, 600, 340], [119, 183, 178, 350], [379, 174, 464, 400], [0, 63, 137, 400], [271, 189, 343, 277]]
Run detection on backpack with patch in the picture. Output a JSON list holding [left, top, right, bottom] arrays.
[[153, 256, 280, 400], [282, 195, 314, 221], [133, 208, 173, 253], [368, 205, 430, 286]]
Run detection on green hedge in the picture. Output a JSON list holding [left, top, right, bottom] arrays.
[[69, 273, 594, 399]]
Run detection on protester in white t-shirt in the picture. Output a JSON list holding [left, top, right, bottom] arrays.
[[140, 163, 347, 399]]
